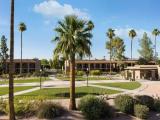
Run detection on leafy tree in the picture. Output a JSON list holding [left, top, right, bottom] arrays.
[[49, 59, 54, 69], [41, 59, 50, 69], [137, 57, 149, 65], [106, 28, 115, 73], [138, 32, 153, 62], [106, 37, 125, 61], [152, 28, 160, 60], [18, 22, 27, 74], [9, 0, 16, 119], [129, 29, 137, 60], [0, 35, 9, 73], [53, 15, 93, 110], [53, 55, 65, 70]]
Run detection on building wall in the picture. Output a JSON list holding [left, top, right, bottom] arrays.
[[64, 60, 137, 74], [5, 59, 41, 74]]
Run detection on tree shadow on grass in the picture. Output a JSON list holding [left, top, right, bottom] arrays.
[[55, 92, 100, 98]]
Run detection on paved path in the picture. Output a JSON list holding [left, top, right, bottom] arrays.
[[1, 76, 160, 99], [89, 84, 129, 92], [0, 87, 40, 99]]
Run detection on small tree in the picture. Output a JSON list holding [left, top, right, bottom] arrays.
[[106, 37, 125, 61], [41, 59, 50, 69], [138, 32, 153, 62], [0, 35, 9, 74], [106, 28, 115, 74]]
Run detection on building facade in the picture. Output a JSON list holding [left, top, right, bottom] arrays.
[[124, 65, 160, 81], [5, 59, 41, 74], [65, 59, 139, 74]]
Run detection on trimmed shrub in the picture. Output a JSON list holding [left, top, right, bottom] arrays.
[[134, 104, 149, 119], [90, 70, 101, 76], [0, 99, 7, 114], [37, 102, 66, 119], [1, 74, 9, 79], [78, 95, 115, 120], [135, 95, 154, 110], [5, 100, 36, 117], [154, 98, 160, 112], [114, 94, 134, 114], [76, 71, 85, 76], [32, 71, 41, 77]]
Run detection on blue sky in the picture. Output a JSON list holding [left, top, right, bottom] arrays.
[[0, 0, 160, 60]]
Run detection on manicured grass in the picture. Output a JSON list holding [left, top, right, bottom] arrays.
[[0, 86, 35, 96], [95, 82, 141, 90], [0, 77, 49, 84], [56, 76, 109, 81], [18, 86, 121, 99]]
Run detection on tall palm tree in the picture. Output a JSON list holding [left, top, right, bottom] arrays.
[[106, 28, 115, 74], [53, 15, 93, 110], [129, 29, 137, 63], [152, 28, 160, 60], [9, 0, 16, 119], [18, 22, 26, 74], [87, 20, 94, 72]]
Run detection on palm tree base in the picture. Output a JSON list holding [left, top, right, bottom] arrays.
[[69, 102, 76, 110]]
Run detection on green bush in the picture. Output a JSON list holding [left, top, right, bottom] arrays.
[[37, 102, 66, 119], [1, 74, 9, 79], [26, 73, 32, 77], [135, 95, 154, 110], [90, 70, 101, 76], [32, 71, 41, 77], [76, 71, 85, 76], [5, 100, 37, 117], [114, 94, 134, 114], [0, 99, 7, 114], [134, 104, 149, 119], [78, 95, 114, 120], [154, 98, 160, 112]]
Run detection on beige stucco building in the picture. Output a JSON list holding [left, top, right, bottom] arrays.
[[64, 59, 138, 74], [5, 59, 41, 74], [124, 65, 160, 81]]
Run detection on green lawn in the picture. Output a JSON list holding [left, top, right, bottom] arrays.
[[56, 76, 109, 81], [0, 86, 35, 96], [18, 86, 121, 99], [95, 82, 141, 90], [0, 77, 49, 84]]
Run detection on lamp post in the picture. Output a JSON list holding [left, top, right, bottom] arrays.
[[86, 68, 89, 87], [40, 69, 42, 89]]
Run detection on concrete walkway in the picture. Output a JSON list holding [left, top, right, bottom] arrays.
[[1, 76, 160, 99], [0, 87, 40, 99], [88, 84, 129, 92]]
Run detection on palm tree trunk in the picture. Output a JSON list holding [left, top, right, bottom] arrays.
[[69, 56, 76, 110], [110, 38, 112, 75], [155, 36, 157, 61], [20, 32, 22, 74], [131, 38, 133, 66], [9, 0, 15, 119]]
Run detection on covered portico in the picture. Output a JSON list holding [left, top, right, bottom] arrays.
[[125, 65, 160, 81]]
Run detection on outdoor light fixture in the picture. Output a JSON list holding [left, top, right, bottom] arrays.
[[86, 68, 89, 87], [40, 69, 42, 89]]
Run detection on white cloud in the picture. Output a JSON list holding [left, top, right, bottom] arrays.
[[115, 27, 153, 39], [33, 0, 89, 19]]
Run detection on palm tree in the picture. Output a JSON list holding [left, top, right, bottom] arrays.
[[87, 20, 94, 72], [106, 28, 115, 74], [53, 15, 93, 110], [9, 0, 16, 119], [129, 29, 137, 63], [152, 28, 160, 60], [18, 22, 27, 74]]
